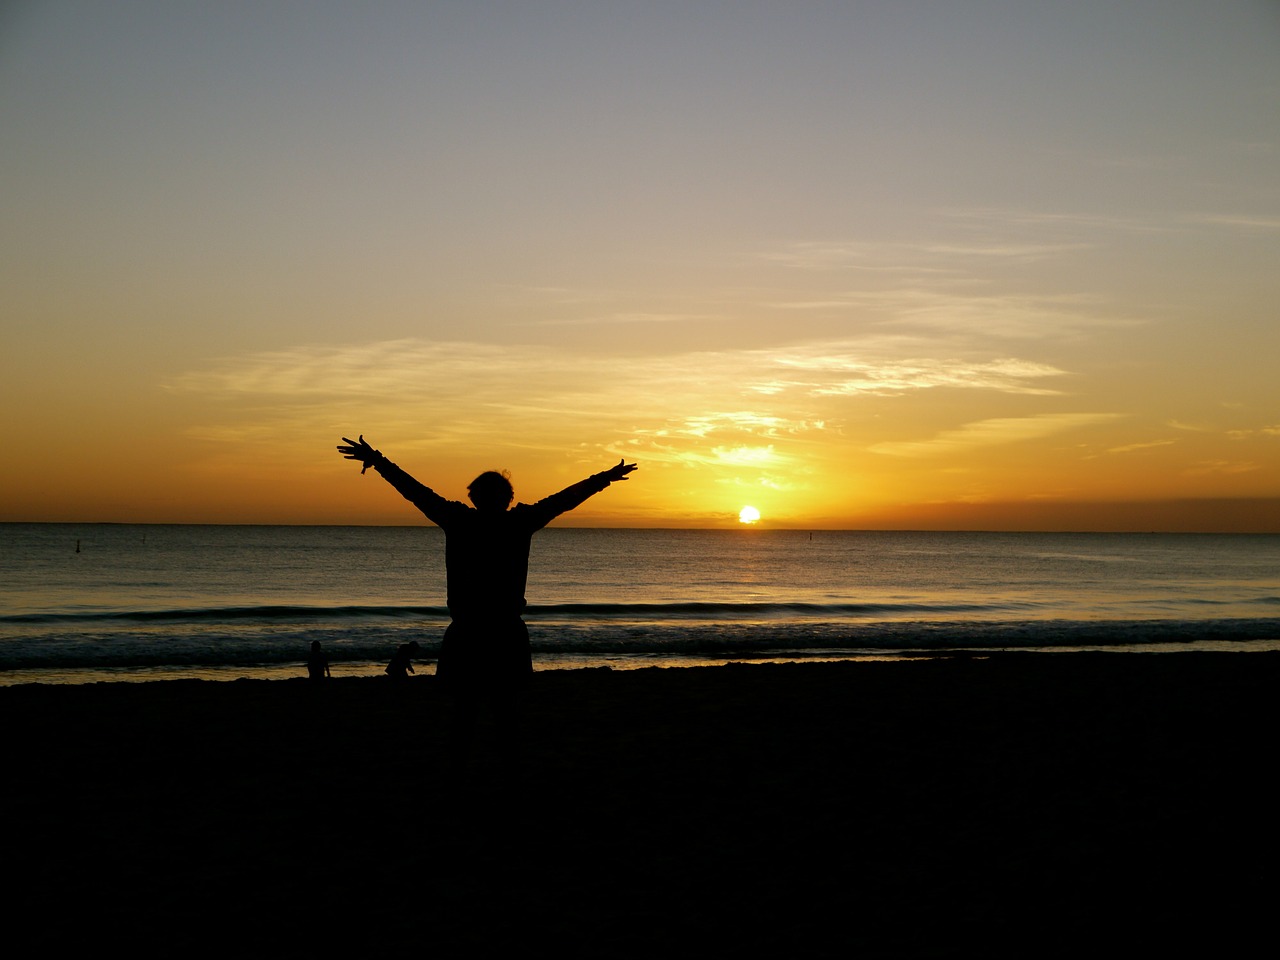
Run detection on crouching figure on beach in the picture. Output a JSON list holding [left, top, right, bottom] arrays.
[[336, 435, 636, 772], [385, 640, 422, 679]]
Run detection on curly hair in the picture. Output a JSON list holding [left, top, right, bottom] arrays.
[[467, 470, 514, 508]]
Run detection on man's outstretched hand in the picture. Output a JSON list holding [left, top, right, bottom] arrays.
[[600, 458, 638, 482], [337, 435, 382, 474]]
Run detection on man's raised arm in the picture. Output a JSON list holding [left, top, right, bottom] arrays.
[[530, 458, 638, 523], [336, 434, 455, 523]]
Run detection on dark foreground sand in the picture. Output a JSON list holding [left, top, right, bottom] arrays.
[[5, 653, 1277, 957]]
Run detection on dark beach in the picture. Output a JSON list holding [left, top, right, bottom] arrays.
[[5, 653, 1277, 956]]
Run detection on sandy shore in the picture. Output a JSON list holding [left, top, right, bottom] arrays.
[[5, 653, 1277, 956]]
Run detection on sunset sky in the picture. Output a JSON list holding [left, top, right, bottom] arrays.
[[3, 1, 1278, 530]]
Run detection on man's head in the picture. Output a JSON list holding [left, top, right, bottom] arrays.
[[468, 470, 514, 512]]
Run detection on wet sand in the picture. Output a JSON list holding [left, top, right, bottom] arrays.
[[5, 653, 1277, 956]]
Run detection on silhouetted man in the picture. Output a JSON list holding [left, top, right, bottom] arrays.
[[337, 435, 636, 772]]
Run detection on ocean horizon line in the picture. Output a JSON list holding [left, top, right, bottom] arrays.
[[6, 520, 1280, 536]]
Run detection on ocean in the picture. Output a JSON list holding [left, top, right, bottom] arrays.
[[2, 523, 1279, 684]]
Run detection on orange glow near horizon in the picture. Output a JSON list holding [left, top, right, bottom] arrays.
[[5, 417, 1279, 532], [2, 341, 1279, 531]]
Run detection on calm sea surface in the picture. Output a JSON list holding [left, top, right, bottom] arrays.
[[2, 523, 1278, 683]]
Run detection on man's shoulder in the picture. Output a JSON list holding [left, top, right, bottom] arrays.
[[506, 501, 554, 530], [431, 498, 474, 520]]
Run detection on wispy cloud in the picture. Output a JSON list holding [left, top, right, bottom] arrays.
[[1190, 214, 1280, 232], [785, 353, 1068, 397], [869, 413, 1123, 458], [761, 233, 1096, 272], [165, 338, 1095, 479], [1107, 439, 1176, 454], [534, 311, 720, 327], [168, 337, 1073, 409], [940, 206, 1178, 237], [660, 411, 824, 439], [917, 241, 1090, 259], [166, 339, 544, 400], [761, 263, 1136, 340]]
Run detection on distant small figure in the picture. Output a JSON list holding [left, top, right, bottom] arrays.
[[307, 640, 331, 680], [386, 640, 422, 680]]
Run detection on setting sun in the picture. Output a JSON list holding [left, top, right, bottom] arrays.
[[739, 505, 761, 524]]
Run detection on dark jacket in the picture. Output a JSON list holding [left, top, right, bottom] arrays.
[[374, 459, 612, 621]]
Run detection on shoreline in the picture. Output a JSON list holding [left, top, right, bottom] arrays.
[[7, 652, 1277, 955], [4, 637, 1280, 686]]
